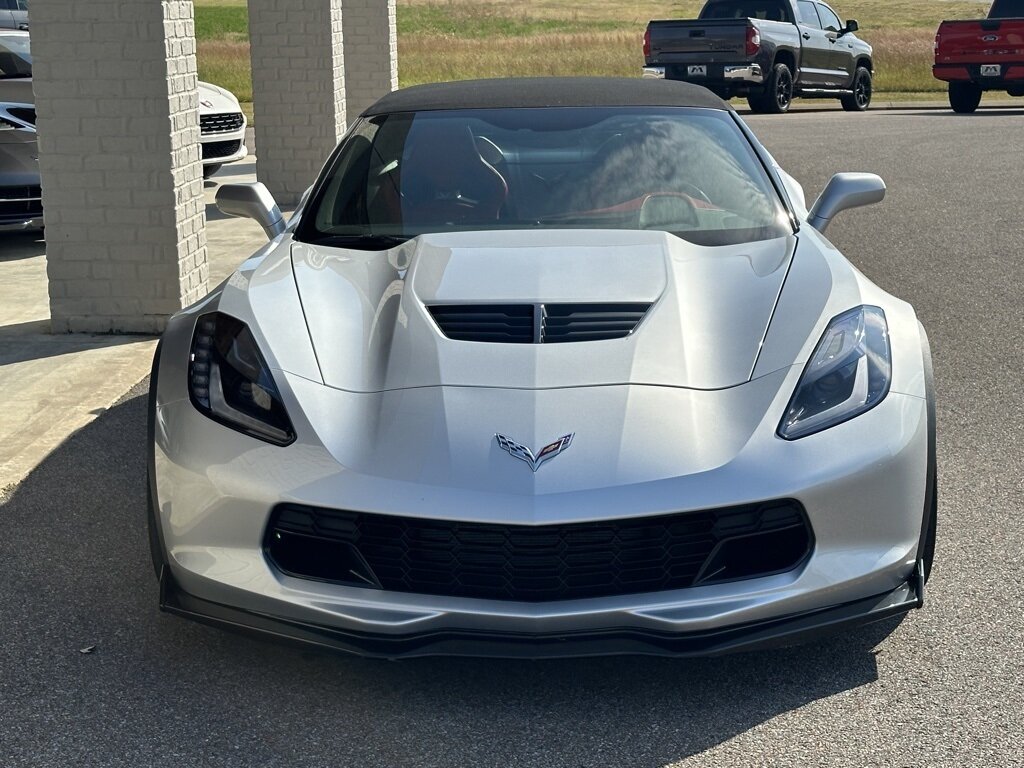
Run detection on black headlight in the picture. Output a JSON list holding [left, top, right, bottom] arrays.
[[778, 306, 891, 440], [188, 312, 296, 446]]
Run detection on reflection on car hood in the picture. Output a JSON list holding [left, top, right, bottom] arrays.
[[289, 229, 797, 392], [0, 129, 39, 185]]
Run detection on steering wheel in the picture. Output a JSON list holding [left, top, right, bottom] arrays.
[[675, 181, 713, 206]]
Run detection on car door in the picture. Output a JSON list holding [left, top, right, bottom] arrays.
[[11, 0, 27, 29], [795, 1, 832, 87], [0, 0, 16, 30], [815, 2, 854, 87]]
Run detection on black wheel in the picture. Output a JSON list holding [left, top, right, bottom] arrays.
[[202, 163, 223, 179], [747, 63, 794, 114], [841, 67, 873, 111], [949, 81, 982, 113]]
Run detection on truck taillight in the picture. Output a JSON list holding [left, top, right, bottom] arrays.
[[934, 32, 940, 52], [746, 26, 761, 57], [643, 27, 651, 59]]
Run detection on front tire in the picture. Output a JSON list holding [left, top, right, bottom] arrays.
[[841, 67, 873, 111], [949, 81, 982, 113], [748, 63, 794, 114]]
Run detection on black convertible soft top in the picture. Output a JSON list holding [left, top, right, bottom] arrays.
[[362, 77, 732, 116]]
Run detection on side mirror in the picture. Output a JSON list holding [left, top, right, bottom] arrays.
[[215, 182, 285, 240], [843, 19, 859, 34], [807, 173, 885, 233]]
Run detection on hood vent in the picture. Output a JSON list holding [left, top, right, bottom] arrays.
[[428, 303, 651, 344]]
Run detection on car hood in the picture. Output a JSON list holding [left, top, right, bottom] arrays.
[[289, 229, 796, 392], [198, 81, 240, 115], [0, 128, 39, 184]]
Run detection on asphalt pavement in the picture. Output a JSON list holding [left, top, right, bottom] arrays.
[[2, 107, 1022, 767]]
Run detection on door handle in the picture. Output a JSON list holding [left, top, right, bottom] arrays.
[[802, 33, 811, 40]]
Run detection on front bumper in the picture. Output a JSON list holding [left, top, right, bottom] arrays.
[[152, 355, 931, 657], [0, 189, 43, 231], [0, 214, 43, 231], [199, 114, 248, 167], [160, 564, 922, 659]]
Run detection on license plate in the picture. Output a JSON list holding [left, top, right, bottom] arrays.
[[688, 65, 708, 77], [981, 64, 1001, 77]]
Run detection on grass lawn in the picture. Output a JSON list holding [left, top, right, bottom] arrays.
[[194, 0, 995, 109]]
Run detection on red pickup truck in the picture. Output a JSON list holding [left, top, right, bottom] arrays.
[[934, 0, 1024, 112]]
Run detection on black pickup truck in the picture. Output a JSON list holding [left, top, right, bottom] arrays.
[[643, 0, 874, 113]]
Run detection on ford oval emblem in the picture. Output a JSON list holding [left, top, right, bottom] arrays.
[[983, 34, 999, 42]]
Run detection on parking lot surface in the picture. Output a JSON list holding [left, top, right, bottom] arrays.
[[1, 108, 1022, 767]]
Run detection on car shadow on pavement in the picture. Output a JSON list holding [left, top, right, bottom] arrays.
[[0, 382, 902, 767], [0, 230, 45, 261]]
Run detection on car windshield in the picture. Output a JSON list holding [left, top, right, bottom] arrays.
[[700, 1, 793, 22], [0, 35, 31, 79], [299, 107, 793, 249]]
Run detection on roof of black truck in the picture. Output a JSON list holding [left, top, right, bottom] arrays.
[[362, 77, 732, 116]]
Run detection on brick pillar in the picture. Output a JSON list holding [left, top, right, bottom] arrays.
[[248, 0, 346, 206], [342, 0, 398, 118], [32, 0, 208, 334]]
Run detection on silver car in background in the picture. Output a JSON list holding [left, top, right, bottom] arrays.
[[0, 0, 28, 31]]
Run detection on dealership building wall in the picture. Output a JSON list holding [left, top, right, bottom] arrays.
[[30, 0, 397, 334]]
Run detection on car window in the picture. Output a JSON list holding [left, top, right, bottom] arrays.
[[300, 107, 793, 249], [797, 1, 823, 28], [15, 0, 28, 11], [0, 1, 12, 10], [989, 0, 1024, 18], [0, 34, 30, 77], [699, 1, 792, 22], [815, 3, 843, 32]]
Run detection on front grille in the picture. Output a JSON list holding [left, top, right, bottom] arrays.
[[0, 185, 42, 221], [200, 112, 244, 135], [427, 303, 651, 344], [265, 501, 813, 602], [202, 139, 243, 160]]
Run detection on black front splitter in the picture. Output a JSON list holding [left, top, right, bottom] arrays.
[[159, 568, 923, 660]]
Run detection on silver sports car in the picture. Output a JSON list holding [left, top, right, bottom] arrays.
[[149, 78, 936, 658]]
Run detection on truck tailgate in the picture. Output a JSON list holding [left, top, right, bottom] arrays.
[[936, 19, 1024, 63], [647, 19, 748, 62]]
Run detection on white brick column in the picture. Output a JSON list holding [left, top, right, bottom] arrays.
[[32, 0, 208, 334], [342, 0, 398, 118], [248, 0, 346, 206]]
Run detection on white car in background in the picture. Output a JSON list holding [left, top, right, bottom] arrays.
[[197, 81, 248, 179]]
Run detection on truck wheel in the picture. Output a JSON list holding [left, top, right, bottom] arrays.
[[949, 82, 982, 114], [748, 63, 793, 114], [841, 67, 872, 112]]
